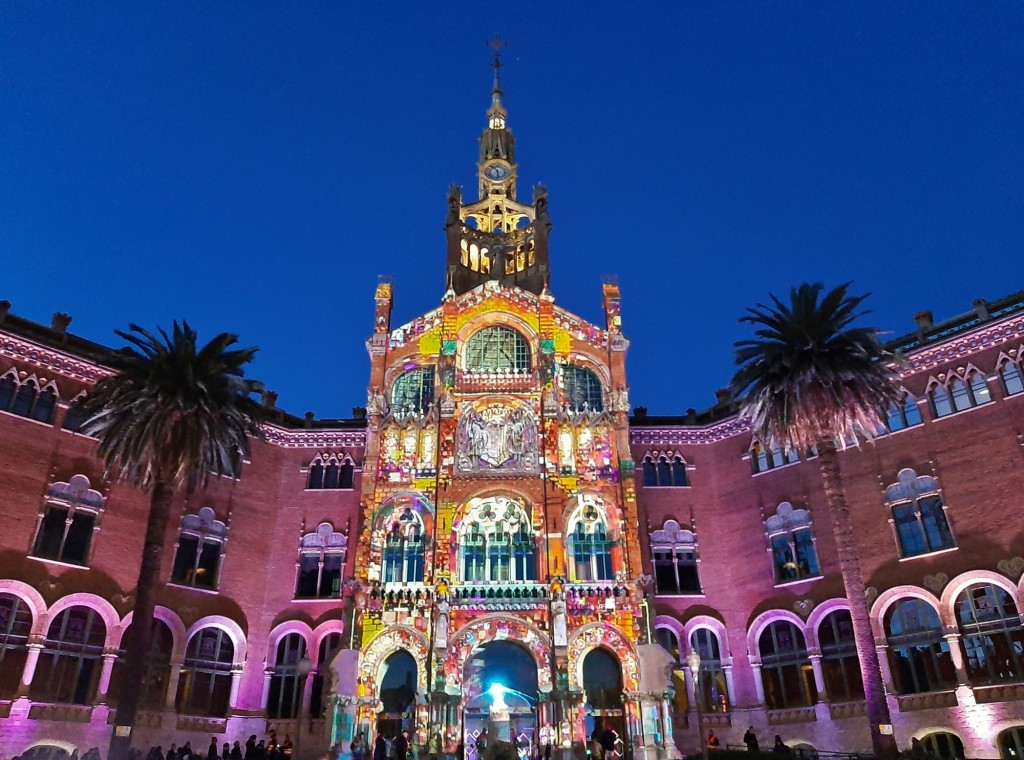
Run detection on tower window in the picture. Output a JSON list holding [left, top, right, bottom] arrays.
[[464, 326, 531, 372]]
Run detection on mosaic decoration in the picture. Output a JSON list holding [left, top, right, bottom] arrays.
[[456, 400, 539, 473], [566, 623, 640, 693], [443, 616, 553, 692], [359, 626, 430, 695]]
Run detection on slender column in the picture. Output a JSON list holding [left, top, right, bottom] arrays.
[[97, 651, 118, 703], [750, 663, 766, 706], [262, 669, 274, 711], [722, 665, 735, 707], [944, 633, 970, 686], [166, 662, 183, 710], [874, 643, 895, 693], [808, 653, 826, 702], [229, 666, 243, 710], [18, 641, 44, 696]]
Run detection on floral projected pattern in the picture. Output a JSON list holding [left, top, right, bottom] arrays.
[[567, 624, 640, 692], [443, 617, 552, 692], [360, 627, 429, 695], [456, 401, 539, 473]]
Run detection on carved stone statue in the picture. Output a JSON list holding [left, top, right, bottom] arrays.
[[434, 599, 450, 649], [366, 387, 387, 418], [608, 387, 631, 414], [446, 184, 462, 226], [551, 598, 568, 647]]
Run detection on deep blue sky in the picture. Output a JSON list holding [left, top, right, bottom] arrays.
[[3, 4, 1023, 417]]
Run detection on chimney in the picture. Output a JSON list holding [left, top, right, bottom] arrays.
[[0, 300, 10, 323], [685, 408, 698, 424], [261, 390, 278, 409], [715, 388, 733, 407], [352, 407, 367, 421], [51, 312, 72, 334], [303, 411, 315, 429], [632, 406, 648, 420], [914, 310, 933, 330], [973, 298, 990, 320]]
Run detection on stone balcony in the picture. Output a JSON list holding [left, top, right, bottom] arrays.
[[457, 369, 537, 394], [450, 582, 547, 609], [827, 701, 867, 720], [28, 703, 94, 722], [895, 690, 958, 712], [974, 683, 1024, 704], [766, 706, 817, 724]]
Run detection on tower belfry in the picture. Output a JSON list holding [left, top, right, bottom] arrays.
[[445, 38, 551, 296]]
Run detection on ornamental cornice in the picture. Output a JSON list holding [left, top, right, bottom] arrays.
[[901, 313, 1024, 375], [0, 333, 111, 383], [630, 417, 751, 447], [262, 424, 366, 449]]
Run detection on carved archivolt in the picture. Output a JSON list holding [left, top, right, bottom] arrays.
[[567, 623, 640, 693], [359, 626, 430, 695]]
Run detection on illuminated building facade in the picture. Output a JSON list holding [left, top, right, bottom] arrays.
[[0, 70, 1024, 760]]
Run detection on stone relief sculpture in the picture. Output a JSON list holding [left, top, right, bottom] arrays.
[[455, 401, 539, 473]]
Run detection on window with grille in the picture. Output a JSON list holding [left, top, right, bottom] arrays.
[[267, 633, 308, 719], [458, 498, 535, 583], [818, 610, 863, 702], [30, 606, 105, 705], [176, 627, 234, 716], [561, 365, 603, 412], [758, 621, 816, 709], [465, 326, 531, 372], [691, 628, 729, 711], [0, 594, 31, 699], [109, 619, 174, 710], [956, 584, 1024, 686], [884, 598, 956, 694], [391, 367, 435, 414]]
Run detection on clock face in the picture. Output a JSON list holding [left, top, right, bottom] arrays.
[[485, 163, 511, 181]]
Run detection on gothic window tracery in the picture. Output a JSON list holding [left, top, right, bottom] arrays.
[[764, 502, 820, 584], [885, 391, 923, 432], [885, 468, 955, 558], [561, 364, 603, 413], [641, 451, 688, 487], [30, 606, 105, 705], [295, 523, 348, 599], [0, 372, 57, 423], [464, 326, 531, 372], [457, 497, 534, 583], [267, 633, 308, 718], [928, 368, 992, 417], [380, 506, 426, 584], [32, 474, 104, 566], [391, 367, 435, 415], [650, 520, 701, 595], [758, 620, 816, 709], [566, 496, 615, 582], [307, 454, 356, 490], [176, 627, 234, 717], [884, 598, 955, 694], [171, 506, 227, 590], [999, 353, 1024, 396]]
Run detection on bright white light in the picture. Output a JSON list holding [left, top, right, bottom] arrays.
[[488, 682, 508, 710]]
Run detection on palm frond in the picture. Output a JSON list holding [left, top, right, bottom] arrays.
[[730, 283, 903, 449]]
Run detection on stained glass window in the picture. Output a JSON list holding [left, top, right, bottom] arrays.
[[561, 365, 603, 412], [465, 326, 531, 372], [391, 367, 435, 414]]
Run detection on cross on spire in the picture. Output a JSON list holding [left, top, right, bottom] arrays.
[[487, 33, 507, 93]]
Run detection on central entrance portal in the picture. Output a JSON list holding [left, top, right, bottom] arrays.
[[463, 640, 538, 760]]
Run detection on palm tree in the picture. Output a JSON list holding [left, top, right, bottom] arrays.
[[78, 322, 266, 760], [730, 283, 902, 759]]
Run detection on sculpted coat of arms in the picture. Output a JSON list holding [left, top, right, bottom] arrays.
[[456, 401, 539, 473]]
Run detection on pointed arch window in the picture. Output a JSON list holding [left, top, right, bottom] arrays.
[[176, 627, 234, 717], [30, 606, 105, 705], [886, 392, 923, 432], [818, 609, 863, 702], [758, 620, 816, 709], [650, 520, 700, 595], [382, 509, 425, 584], [641, 451, 688, 487], [0, 374, 57, 423], [561, 365, 603, 413], [464, 326, 531, 372], [885, 469, 955, 558], [999, 357, 1024, 397], [955, 583, 1024, 686], [171, 507, 227, 590], [295, 523, 348, 599], [267, 633, 308, 719], [458, 497, 535, 583], [929, 370, 992, 417], [691, 628, 729, 712], [0, 593, 32, 699], [764, 503, 820, 584], [567, 498, 614, 582], [391, 367, 435, 415], [307, 454, 355, 490], [884, 598, 956, 694], [62, 396, 89, 433], [32, 474, 104, 566], [750, 441, 798, 474]]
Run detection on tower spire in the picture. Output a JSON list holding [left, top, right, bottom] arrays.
[[486, 33, 508, 124]]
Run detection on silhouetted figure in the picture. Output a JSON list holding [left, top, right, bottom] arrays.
[[374, 736, 389, 760], [744, 728, 759, 753], [707, 731, 721, 750], [773, 736, 789, 754]]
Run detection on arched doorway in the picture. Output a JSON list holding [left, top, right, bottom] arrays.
[[378, 650, 417, 740], [463, 640, 539, 760], [583, 648, 625, 757]]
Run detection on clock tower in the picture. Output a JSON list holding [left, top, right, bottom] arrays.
[[445, 45, 551, 296]]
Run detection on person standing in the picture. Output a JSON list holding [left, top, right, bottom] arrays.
[[706, 731, 720, 750], [743, 728, 759, 753], [394, 731, 410, 760], [223, 743, 232, 760], [209, 739, 221, 760], [772, 736, 789, 754], [374, 735, 389, 760]]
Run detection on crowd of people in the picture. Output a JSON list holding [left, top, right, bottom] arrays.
[[141, 733, 295, 760]]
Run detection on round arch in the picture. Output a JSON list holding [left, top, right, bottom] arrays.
[[267, 620, 315, 661], [456, 312, 539, 355], [870, 586, 943, 637], [682, 614, 733, 663], [746, 609, 808, 663], [0, 579, 47, 636], [360, 625, 430, 697], [120, 606, 188, 661], [186, 615, 247, 665], [45, 592, 122, 650], [806, 598, 854, 650], [312, 620, 348, 665], [372, 492, 435, 533], [567, 622, 639, 692], [443, 614, 552, 695], [941, 570, 1022, 622]]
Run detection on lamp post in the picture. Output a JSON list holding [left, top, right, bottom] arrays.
[[686, 650, 709, 760], [294, 656, 314, 760]]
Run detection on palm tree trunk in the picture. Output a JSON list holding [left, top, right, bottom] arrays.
[[816, 438, 898, 759], [109, 477, 175, 760]]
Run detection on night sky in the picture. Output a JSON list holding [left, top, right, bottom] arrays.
[[3, 4, 1022, 417]]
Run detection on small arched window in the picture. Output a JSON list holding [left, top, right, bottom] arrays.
[[886, 392, 923, 432], [11, 380, 38, 417], [655, 627, 680, 662], [381, 509, 425, 584], [764, 503, 820, 584], [818, 609, 863, 702], [929, 370, 991, 417], [884, 598, 955, 694], [758, 620, 816, 709], [0, 593, 32, 699], [464, 326, 531, 372], [920, 733, 965, 760], [956, 583, 1024, 686], [30, 606, 106, 705], [650, 520, 700, 595], [296, 523, 347, 599], [267, 632, 308, 719], [0, 375, 15, 410], [176, 627, 234, 717], [307, 455, 355, 490], [33, 475, 104, 566], [642, 452, 688, 487], [999, 357, 1024, 397], [171, 507, 226, 590], [691, 628, 728, 712], [391, 367, 435, 415], [561, 365, 603, 413], [567, 500, 614, 582], [886, 469, 955, 558]]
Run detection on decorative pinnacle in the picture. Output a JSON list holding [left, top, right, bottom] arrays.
[[486, 33, 508, 116]]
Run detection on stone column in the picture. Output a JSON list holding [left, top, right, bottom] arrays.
[[722, 665, 735, 707], [749, 663, 766, 706], [18, 641, 44, 696], [166, 661, 183, 710], [807, 653, 826, 702], [261, 669, 274, 711], [229, 666, 244, 710], [944, 633, 970, 687], [97, 651, 118, 704]]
